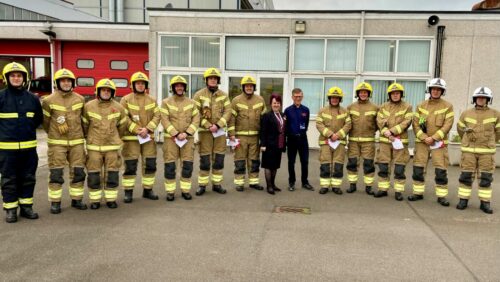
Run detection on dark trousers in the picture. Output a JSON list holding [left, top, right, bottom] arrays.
[[0, 149, 38, 208], [286, 134, 309, 185]]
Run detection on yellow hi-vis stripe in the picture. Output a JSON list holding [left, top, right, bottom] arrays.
[[0, 113, 19, 118], [394, 182, 405, 192], [72, 103, 84, 110], [47, 138, 85, 146], [104, 189, 118, 200], [88, 112, 102, 120], [127, 103, 140, 110], [412, 183, 425, 194], [363, 176, 374, 185], [378, 180, 390, 190], [122, 178, 135, 187], [320, 178, 330, 187], [3, 201, 19, 209], [478, 188, 492, 199], [347, 174, 358, 183], [211, 174, 223, 183], [86, 144, 121, 151], [18, 198, 33, 205], [330, 178, 342, 187], [461, 147, 496, 154], [164, 181, 176, 192], [198, 176, 209, 185], [89, 190, 102, 201], [108, 113, 121, 120], [145, 103, 157, 111], [435, 185, 448, 197], [180, 180, 191, 191], [234, 178, 245, 185], [458, 186, 472, 198], [0, 140, 37, 150], [69, 186, 84, 197], [48, 189, 63, 199], [26, 112, 34, 117], [50, 104, 67, 111], [248, 177, 259, 185], [142, 177, 155, 186]]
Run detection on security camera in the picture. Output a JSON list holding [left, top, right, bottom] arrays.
[[428, 15, 439, 26]]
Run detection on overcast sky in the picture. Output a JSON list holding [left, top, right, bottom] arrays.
[[273, 0, 481, 11]]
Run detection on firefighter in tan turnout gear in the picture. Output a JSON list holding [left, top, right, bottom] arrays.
[[456, 87, 500, 214], [82, 79, 135, 209], [346, 82, 379, 195], [193, 68, 232, 196], [42, 68, 87, 214], [160, 76, 200, 201], [228, 76, 266, 192], [373, 83, 413, 201], [120, 72, 160, 203], [316, 87, 351, 195], [409, 78, 454, 206]]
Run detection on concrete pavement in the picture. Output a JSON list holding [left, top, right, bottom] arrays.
[[0, 131, 498, 281]]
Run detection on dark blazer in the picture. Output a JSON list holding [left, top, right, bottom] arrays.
[[260, 110, 286, 152]]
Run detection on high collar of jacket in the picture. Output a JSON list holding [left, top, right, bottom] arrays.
[[56, 89, 72, 97], [475, 105, 489, 111], [7, 85, 24, 94], [428, 97, 441, 104], [173, 94, 185, 101]]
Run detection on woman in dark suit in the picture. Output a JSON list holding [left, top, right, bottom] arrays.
[[260, 94, 286, 195]]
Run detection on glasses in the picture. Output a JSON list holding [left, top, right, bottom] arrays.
[[292, 96, 303, 99]]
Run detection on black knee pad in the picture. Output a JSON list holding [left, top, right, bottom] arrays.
[[212, 153, 225, 170], [363, 159, 375, 174], [435, 168, 448, 185], [459, 171, 473, 186], [124, 159, 138, 176], [200, 155, 210, 171], [378, 163, 389, 178], [332, 163, 344, 178], [72, 167, 86, 183], [49, 168, 64, 185], [181, 161, 194, 178], [87, 172, 101, 189], [106, 171, 119, 188], [320, 164, 331, 178], [412, 166, 425, 182], [394, 164, 406, 180], [479, 172, 493, 188], [164, 162, 176, 180], [234, 160, 246, 175], [144, 158, 157, 174], [346, 157, 357, 172], [250, 159, 260, 173]]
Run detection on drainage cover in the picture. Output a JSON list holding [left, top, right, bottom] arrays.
[[273, 206, 311, 214]]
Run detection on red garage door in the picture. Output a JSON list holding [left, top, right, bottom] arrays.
[[0, 40, 50, 56]]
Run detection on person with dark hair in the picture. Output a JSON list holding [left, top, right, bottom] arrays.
[[284, 88, 313, 191], [260, 94, 286, 195]]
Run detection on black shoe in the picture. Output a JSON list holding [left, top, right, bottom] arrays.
[[182, 192, 192, 200], [106, 201, 118, 209], [20, 205, 39, 219], [480, 201, 493, 214], [124, 190, 133, 203], [273, 186, 281, 192], [143, 189, 159, 200], [408, 194, 424, 201], [90, 202, 100, 210], [166, 193, 175, 201], [267, 187, 275, 195], [302, 183, 314, 191], [250, 184, 264, 191], [71, 199, 88, 210], [365, 186, 374, 195], [196, 186, 206, 196], [395, 192, 403, 201], [5, 208, 17, 223], [319, 188, 329, 194], [235, 186, 244, 192], [332, 188, 343, 195], [288, 183, 295, 191], [456, 198, 468, 210], [212, 185, 227, 194], [346, 183, 357, 193], [374, 190, 388, 198], [437, 197, 450, 207], [50, 202, 61, 214]]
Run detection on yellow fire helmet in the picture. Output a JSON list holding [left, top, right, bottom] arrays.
[[240, 75, 257, 86], [203, 67, 221, 84], [169, 75, 188, 93], [355, 82, 373, 98], [95, 78, 116, 98], [130, 71, 149, 90], [327, 86, 344, 98], [387, 82, 405, 97], [53, 68, 76, 90], [2, 62, 29, 88]]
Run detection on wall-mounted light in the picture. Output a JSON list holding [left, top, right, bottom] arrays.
[[295, 20, 306, 34]]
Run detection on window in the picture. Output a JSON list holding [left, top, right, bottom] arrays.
[[77, 59, 94, 69], [294, 78, 323, 114], [161, 74, 190, 99], [76, 77, 94, 87], [160, 36, 221, 69], [366, 79, 426, 109], [294, 39, 324, 71], [192, 37, 220, 68], [110, 60, 128, 70], [326, 39, 357, 72], [325, 78, 354, 107], [226, 37, 289, 71], [293, 39, 358, 72], [190, 0, 219, 9], [111, 79, 128, 88], [190, 74, 205, 96], [160, 36, 189, 67], [364, 39, 431, 73]]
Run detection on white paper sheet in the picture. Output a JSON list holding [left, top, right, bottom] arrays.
[[328, 139, 340, 149], [227, 138, 240, 148], [392, 138, 404, 150], [212, 128, 226, 138], [175, 138, 188, 148], [430, 140, 444, 150], [138, 134, 151, 144]]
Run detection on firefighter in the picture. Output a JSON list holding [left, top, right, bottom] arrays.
[[316, 87, 352, 195], [373, 83, 413, 201], [120, 72, 160, 203], [456, 87, 500, 214], [42, 68, 87, 214], [0, 62, 43, 223], [346, 82, 379, 195], [82, 79, 136, 209], [410, 78, 454, 206], [160, 76, 200, 201], [193, 68, 232, 196], [228, 76, 266, 191]]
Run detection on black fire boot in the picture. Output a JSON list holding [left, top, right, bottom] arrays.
[[374, 190, 388, 198], [346, 183, 357, 193], [332, 188, 343, 195], [5, 208, 17, 223], [480, 201, 493, 214], [395, 192, 403, 201], [365, 186, 374, 195], [319, 188, 329, 194], [143, 189, 159, 200], [196, 186, 206, 196], [407, 194, 424, 201], [437, 197, 450, 207], [166, 193, 175, 201], [106, 201, 118, 209], [212, 185, 227, 194], [182, 192, 192, 200], [71, 199, 88, 210], [249, 184, 264, 191], [235, 186, 244, 192], [124, 190, 133, 203], [90, 202, 101, 210], [50, 202, 62, 214], [456, 198, 468, 210], [19, 205, 39, 219]]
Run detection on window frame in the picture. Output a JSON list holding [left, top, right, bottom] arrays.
[[109, 60, 128, 70], [76, 59, 95, 69]]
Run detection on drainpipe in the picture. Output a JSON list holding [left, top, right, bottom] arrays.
[[434, 25, 446, 77], [116, 0, 124, 22]]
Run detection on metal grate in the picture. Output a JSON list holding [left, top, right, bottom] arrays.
[[273, 206, 311, 215]]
